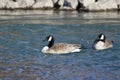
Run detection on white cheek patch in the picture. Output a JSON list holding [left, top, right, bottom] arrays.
[[48, 36, 52, 41], [100, 35, 104, 40]]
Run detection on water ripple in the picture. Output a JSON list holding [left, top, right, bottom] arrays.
[[0, 10, 120, 80]]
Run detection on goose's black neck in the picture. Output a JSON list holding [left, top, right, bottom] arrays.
[[48, 38, 54, 48], [97, 37, 105, 43], [100, 39, 105, 42]]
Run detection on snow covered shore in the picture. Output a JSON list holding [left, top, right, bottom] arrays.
[[0, 0, 120, 11]]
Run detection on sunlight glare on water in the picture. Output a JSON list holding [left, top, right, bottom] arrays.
[[0, 10, 120, 80]]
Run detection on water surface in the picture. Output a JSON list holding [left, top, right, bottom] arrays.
[[0, 10, 120, 80]]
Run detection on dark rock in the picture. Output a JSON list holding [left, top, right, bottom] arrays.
[[63, 0, 72, 8], [76, 0, 85, 11], [54, 0, 61, 9]]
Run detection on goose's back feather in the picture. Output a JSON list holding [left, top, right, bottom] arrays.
[[49, 43, 81, 54], [104, 39, 113, 48]]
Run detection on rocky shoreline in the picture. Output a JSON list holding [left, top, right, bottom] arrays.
[[0, 0, 120, 12]]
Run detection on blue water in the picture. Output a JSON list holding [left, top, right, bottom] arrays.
[[0, 10, 120, 80]]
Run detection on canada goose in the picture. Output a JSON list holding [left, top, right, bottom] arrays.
[[41, 35, 82, 54], [93, 33, 113, 50]]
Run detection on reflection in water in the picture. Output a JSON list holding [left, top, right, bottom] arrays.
[[0, 10, 120, 80], [0, 10, 120, 25]]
